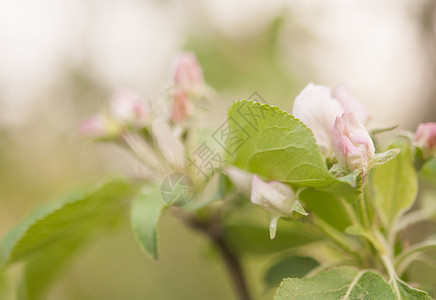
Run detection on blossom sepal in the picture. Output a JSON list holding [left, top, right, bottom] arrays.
[[370, 148, 401, 169], [329, 165, 362, 188], [370, 125, 399, 136]]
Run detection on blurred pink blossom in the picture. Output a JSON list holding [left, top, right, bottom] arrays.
[[172, 52, 205, 93], [170, 89, 192, 123], [414, 122, 436, 158], [109, 90, 149, 128], [78, 114, 108, 138]]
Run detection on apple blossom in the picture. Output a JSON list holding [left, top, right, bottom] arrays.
[[109, 90, 149, 128], [292, 83, 372, 159], [172, 52, 205, 94], [170, 89, 192, 124], [78, 114, 108, 138], [292, 83, 344, 158], [332, 112, 375, 174], [414, 122, 436, 158]]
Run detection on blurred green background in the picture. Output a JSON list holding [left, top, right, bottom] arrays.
[[1, 0, 436, 299]]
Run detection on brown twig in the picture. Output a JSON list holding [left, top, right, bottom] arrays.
[[175, 209, 252, 300]]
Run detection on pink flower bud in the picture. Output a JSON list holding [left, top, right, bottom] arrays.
[[172, 52, 205, 93], [78, 114, 108, 138], [414, 122, 436, 158], [332, 112, 375, 174], [170, 89, 192, 123], [332, 84, 371, 125], [292, 83, 344, 158], [109, 90, 149, 128], [250, 175, 295, 217]]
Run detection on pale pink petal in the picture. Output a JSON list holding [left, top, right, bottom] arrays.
[[78, 114, 107, 138], [292, 83, 344, 158], [109, 90, 149, 128], [332, 84, 371, 125], [172, 52, 205, 93], [170, 89, 191, 123]]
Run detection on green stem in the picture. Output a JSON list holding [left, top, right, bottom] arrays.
[[395, 241, 436, 271], [359, 194, 371, 228], [340, 198, 373, 268], [381, 253, 401, 299], [340, 198, 360, 226], [374, 230, 401, 299], [311, 215, 361, 261]]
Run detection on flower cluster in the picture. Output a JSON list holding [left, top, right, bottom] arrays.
[[79, 52, 206, 139], [78, 52, 209, 180]]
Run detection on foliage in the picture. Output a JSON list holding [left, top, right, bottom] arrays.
[[2, 58, 436, 300]]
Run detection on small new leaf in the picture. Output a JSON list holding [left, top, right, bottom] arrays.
[[292, 200, 308, 216], [371, 148, 401, 168], [370, 125, 399, 135], [130, 185, 167, 260]]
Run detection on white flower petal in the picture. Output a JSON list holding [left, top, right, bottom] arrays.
[[292, 83, 344, 158], [250, 175, 295, 216], [224, 166, 253, 195], [332, 84, 371, 125]]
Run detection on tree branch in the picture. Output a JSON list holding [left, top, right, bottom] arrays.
[[176, 210, 252, 300]]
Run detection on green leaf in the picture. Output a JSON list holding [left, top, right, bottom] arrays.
[[130, 185, 167, 260], [227, 100, 360, 202], [18, 233, 84, 300], [373, 142, 418, 227], [223, 221, 321, 255], [0, 191, 86, 267], [299, 189, 352, 231], [0, 178, 133, 264], [264, 256, 319, 288], [0, 178, 135, 300], [0, 271, 10, 300], [274, 267, 395, 300], [397, 279, 432, 300]]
